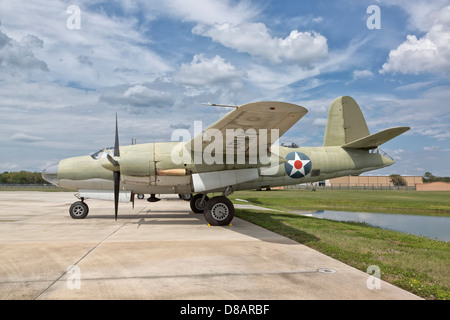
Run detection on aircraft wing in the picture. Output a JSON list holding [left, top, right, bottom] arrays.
[[188, 101, 308, 154]]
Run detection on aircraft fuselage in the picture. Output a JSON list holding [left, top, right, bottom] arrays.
[[48, 143, 394, 194]]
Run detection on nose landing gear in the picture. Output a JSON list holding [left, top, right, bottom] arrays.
[[69, 199, 89, 219]]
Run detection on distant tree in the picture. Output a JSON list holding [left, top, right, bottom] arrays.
[[390, 174, 407, 186], [423, 172, 436, 183], [423, 172, 450, 183], [0, 171, 47, 184]]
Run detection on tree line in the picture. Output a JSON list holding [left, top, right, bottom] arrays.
[[423, 172, 450, 183], [389, 172, 450, 186], [0, 171, 48, 184]]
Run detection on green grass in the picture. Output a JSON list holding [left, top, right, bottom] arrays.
[[230, 190, 450, 300], [230, 189, 450, 216]]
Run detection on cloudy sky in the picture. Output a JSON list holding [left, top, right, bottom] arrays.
[[0, 0, 449, 176]]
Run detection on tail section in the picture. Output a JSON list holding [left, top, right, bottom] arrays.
[[323, 96, 370, 147], [323, 96, 410, 149]]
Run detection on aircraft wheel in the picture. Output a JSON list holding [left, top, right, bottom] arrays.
[[69, 201, 89, 219], [204, 196, 234, 226], [179, 193, 193, 201], [190, 194, 209, 213]]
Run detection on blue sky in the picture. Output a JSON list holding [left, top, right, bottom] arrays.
[[0, 0, 449, 176]]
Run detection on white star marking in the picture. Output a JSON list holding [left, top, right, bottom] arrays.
[[287, 152, 311, 177]]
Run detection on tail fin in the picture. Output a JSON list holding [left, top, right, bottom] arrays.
[[323, 96, 410, 148], [323, 96, 370, 146]]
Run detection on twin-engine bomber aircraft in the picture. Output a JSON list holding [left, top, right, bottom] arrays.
[[42, 96, 409, 226]]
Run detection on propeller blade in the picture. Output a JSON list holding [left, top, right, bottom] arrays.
[[114, 171, 120, 221], [114, 113, 120, 157], [113, 113, 120, 221]]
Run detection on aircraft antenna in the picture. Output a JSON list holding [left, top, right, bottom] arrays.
[[201, 102, 238, 108]]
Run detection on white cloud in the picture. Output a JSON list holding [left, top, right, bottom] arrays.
[[100, 83, 175, 109], [174, 54, 246, 88], [312, 118, 327, 127], [123, 85, 174, 108], [0, 30, 48, 75], [353, 69, 374, 80], [386, 0, 449, 31], [381, 5, 450, 75], [395, 81, 433, 91], [153, 0, 262, 25], [193, 22, 328, 65], [312, 17, 323, 24], [10, 133, 44, 143], [246, 63, 320, 90], [0, 1, 172, 88]]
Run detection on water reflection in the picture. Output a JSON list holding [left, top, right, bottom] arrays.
[[294, 210, 450, 242]]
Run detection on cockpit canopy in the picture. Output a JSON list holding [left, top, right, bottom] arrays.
[[90, 147, 115, 160]]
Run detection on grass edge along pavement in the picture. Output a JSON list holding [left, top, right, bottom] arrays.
[[230, 190, 450, 300], [230, 189, 450, 216]]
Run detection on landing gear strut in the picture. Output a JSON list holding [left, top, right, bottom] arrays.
[[190, 194, 209, 213]]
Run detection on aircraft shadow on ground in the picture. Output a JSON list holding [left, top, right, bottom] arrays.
[[85, 207, 319, 245]]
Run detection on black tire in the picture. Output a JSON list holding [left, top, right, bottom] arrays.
[[204, 196, 234, 226], [179, 193, 193, 201], [190, 194, 209, 213], [69, 201, 89, 219]]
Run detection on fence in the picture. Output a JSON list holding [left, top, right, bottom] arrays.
[[284, 184, 417, 191], [0, 184, 59, 190]]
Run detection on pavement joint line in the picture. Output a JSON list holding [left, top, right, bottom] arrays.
[[32, 204, 149, 300]]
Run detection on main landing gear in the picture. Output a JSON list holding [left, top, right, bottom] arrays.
[[190, 194, 235, 226], [68, 193, 235, 226]]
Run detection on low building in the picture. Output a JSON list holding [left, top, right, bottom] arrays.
[[329, 176, 423, 188], [416, 182, 450, 191]]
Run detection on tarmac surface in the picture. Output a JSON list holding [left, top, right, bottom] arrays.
[[0, 191, 421, 300]]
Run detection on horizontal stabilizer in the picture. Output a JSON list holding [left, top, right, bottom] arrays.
[[342, 127, 410, 149]]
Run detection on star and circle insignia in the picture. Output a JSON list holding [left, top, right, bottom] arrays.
[[284, 152, 312, 179]]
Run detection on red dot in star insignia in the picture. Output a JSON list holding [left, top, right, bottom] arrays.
[[294, 160, 303, 169]]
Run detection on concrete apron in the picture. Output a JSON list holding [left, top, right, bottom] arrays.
[[0, 192, 421, 300]]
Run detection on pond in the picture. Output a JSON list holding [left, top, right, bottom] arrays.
[[295, 210, 450, 242]]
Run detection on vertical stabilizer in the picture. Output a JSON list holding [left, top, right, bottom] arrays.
[[323, 96, 370, 147]]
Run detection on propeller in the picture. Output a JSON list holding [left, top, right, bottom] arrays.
[[113, 113, 120, 221]]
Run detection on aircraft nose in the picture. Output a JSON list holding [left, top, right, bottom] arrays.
[[42, 162, 60, 186]]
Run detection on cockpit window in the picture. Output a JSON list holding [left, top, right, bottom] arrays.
[[90, 147, 114, 160]]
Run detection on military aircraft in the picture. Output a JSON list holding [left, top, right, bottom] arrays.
[[42, 96, 409, 226]]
